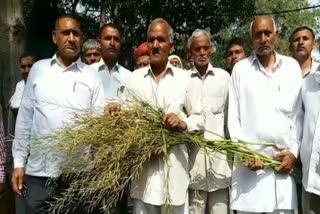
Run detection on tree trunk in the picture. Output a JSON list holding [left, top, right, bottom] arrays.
[[0, 0, 26, 133]]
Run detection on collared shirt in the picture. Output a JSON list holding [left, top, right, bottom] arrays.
[[187, 63, 232, 192], [0, 111, 6, 183], [228, 52, 302, 212], [12, 54, 104, 177], [128, 63, 204, 206], [9, 79, 25, 109], [91, 59, 132, 102], [294, 68, 320, 196], [303, 60, 320, 78]]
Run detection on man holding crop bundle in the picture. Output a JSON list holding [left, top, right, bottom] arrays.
[[11, 14, 104, 213], [123, 18, 204, 214], [228, 15, 302, 214]]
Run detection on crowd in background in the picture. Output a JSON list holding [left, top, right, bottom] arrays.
[[0, 13, 319, 214]]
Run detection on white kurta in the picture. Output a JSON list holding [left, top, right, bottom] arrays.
[[186, 64, 232, 192], [128, 63, 204, 206], [228, 53, 302, 212], [294, 68, 320, 196]]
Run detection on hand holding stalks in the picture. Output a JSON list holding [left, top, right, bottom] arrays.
[[104, 102, 121, 116], [274, 151, 296, 173]]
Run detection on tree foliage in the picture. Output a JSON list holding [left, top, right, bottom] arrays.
[[21, 0, 320, 69]]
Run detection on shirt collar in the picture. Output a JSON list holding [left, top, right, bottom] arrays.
[[250, 51, 283, 71], [190, 63, 215, 78], [97, 58, 120, 73], [50, 53, 83, 72], [143, 61, 174, 78]]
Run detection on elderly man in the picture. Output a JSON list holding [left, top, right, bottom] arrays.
[[290, 26, 319, 78], [92, 23, 131, 102], [81, 39, 101, 65], [126, 18, 203, 214], [226, 37, 248, 73], [294, 57, 320, 214], [228, 16, 302, 214], [11, 14, 104, 213], [134, 42, 150, 69], [187, 29, 231, 214]]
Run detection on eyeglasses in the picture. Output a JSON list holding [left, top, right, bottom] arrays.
[[20, 64, 33, 69]]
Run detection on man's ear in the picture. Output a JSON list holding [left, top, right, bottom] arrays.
[[313, 40, 317, 50], [170, 43, 175, 54], [52, 30, 57, 44]]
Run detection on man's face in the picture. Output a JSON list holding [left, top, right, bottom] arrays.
[[291, 29, 316, 59], [20, 56, 36, 80], [83, 48, 101, 65], [52, 18, 83, 60], [251, 17, 277, 56], [147, 23, 173, 67], [189, 35, 212, 69], [99, 26, 121, 61], [227, 44, 247, 70], [136, 55, 150, 69], [169, 58, 182, 68]]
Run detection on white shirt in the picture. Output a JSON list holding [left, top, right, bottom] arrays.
[[9, 80, 25, 109], [228, 52, 302, 212], [310, 60, 319, 74], [294, 68, 320, 196], [12, 54, 104, 177], [187, 64, 232, 192], [91, 59, 132, 101], [128, 63, 204, 206]]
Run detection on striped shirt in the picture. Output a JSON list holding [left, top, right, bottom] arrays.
[[0, 110, 6, 183]]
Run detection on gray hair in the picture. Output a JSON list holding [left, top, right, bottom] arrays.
[[147, 18, 174, 43], [82, 39, 100, 54], [249, 16, 277, 38], [187, 29, 214, 50]]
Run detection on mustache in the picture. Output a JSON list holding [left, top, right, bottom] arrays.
[[152, 48, 160, 55]]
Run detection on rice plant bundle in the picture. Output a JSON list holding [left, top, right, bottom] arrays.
[[44, 100, 281, 213]]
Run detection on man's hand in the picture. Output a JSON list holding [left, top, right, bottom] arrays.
[[247, 158, 264, 171], [274, 151, 296, 173], [11, 167, 25, 196], [163, 113, 187, 131], [104, 102, 121, 116]]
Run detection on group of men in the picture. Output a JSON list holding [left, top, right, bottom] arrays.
[[0, 13, 318, 214]]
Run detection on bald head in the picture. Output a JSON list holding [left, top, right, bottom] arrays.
[[250, 16, 278, 56], [250, 16, 277, 38]]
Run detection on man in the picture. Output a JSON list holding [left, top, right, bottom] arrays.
[[134, 42, 150, 69], [93, 23, 131, 101], [228, 16, 302, 214], [294, 57, 320, 214], [187, 29, 231, 214], [226, 37, 248, 73], [127, 18, 204, 214], [82, 38, 101, 65], [11, 14, 104, 213], [290, 26, 319, 78], [9, 53, 37, 111]]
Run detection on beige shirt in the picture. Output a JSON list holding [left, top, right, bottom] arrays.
[[128, 63, 204, 206], [187, 64, 232, 192]]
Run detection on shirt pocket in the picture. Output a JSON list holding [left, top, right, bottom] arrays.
[[71, 81, 93, 108]]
